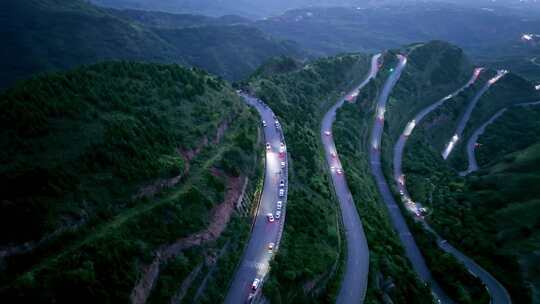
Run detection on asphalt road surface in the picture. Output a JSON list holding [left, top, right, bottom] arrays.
[[442, 70, 508, 159], [224, 93, 289, 304], [393, 69, 512, 304], [394, 68, 482, 196], [368, 54, 454, 304], [320, 53, 381, 304], [461, 100, 540, 176], [460, 108, 507, 176]]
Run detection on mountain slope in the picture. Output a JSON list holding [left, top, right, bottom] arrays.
[[0, 0, 305, 88], [395, 46, 540, 302], [0, 62, 261, 303]]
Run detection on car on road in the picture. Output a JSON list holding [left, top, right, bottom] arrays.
[[268, 242, 275, 252], [252, 278, 261, 291], [280, 161, 285, 168], [275, 210, 281, 220], [279, 180, 285, 188], [330, 166, 335, 171], [276, 200, 282, 210], [262, 120, 267, 127], [399, 190, 404, 196], [324, 131, 331, 136], [336, 168, 343, 175], [267, 213, 274, 222], [266, 143, 271, 150], [330, 152, 336, 158], [275, 120, 280, 128], [279, 189, 284, 197]]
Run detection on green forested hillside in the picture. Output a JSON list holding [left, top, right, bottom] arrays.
[[0, 0, 305, 88], [0, 61, 261, 303], [385, 41, 473, 139], [109, 9, 250, 29], [400, 72, 540, 302]]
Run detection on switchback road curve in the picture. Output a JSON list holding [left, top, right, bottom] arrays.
[[393, 69, 512, 304]]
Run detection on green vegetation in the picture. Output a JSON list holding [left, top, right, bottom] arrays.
[[406, 218, 490, 304], [384, 41, 473, 139], [0, 61, 261, 303], [402, 122, 536, 303], [476, 105, 540, 167], [448, 73, 540, 170], [243, 54, 370, 303], [379, 42, 494, 303], [1, 0, 305, 88], [333, 99, 433, 303]]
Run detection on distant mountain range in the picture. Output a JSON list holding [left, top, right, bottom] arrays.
[[0, 0, 306, 88], [4, 0, 540, 89], [89, 0, 540, 19]]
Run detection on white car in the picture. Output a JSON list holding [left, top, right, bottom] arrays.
[[276, 200, 282, 210], [336, 168, 343, 175], [324, 131, 331, 136], [275, 210, 281, 220], [268, 242, 275, 252], [330, 152, 337, 158], [279, 180, 285, 188], [280, 161, 286, 168], [262, 120, 267, 127], [266, 143, 271, 150], [267, 213, 275, 222], [279, 189, 285, 197], [275, 120, 280, 128], [252, 278, 261, 291]]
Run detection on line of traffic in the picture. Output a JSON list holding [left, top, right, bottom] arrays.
[[224, 93, 289, 304], [321, 54, 381, 304], [367, 54, 453, 303], [442, 69, 508, 160]]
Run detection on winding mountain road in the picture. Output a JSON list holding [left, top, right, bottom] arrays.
[[461, 100, 540, 176], [224, 93, 289, 304], [394, 68, 483, 208], [460, 108, 507, 176], [393, 69, 512, 304], [442, 69, 508, 160], [367, 54, 453, 303], [320, 53, 381, 304]]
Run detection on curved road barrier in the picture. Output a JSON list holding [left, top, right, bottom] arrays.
[[461, 100, 540, 176], [442, 69, 508, 160], [224, 93, 289, 304], [367, 54, 453, 304], [321, 54, 381, 304], [393, 69, 512, 304]]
